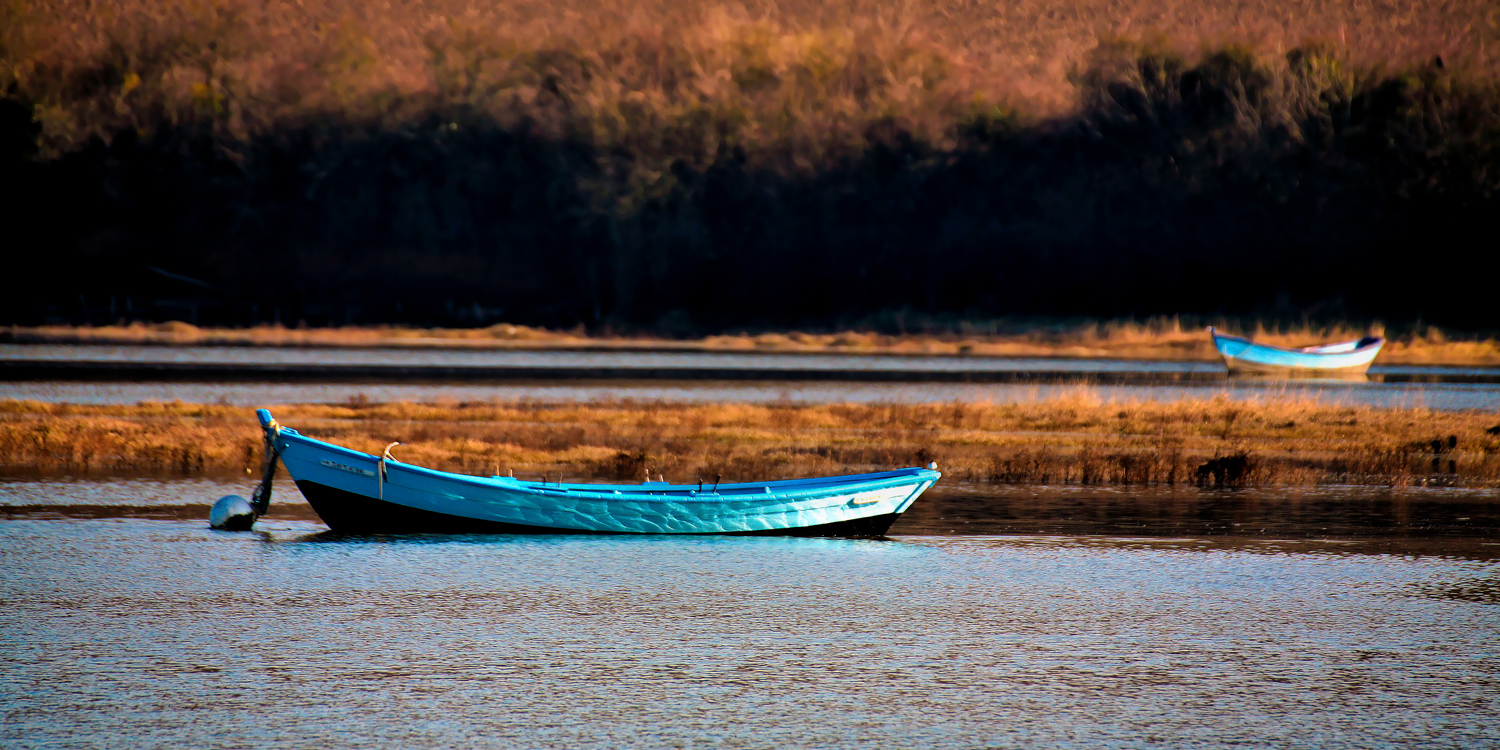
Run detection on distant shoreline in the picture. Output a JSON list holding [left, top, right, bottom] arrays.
[[7, 322, 1500, 367], [4, 360, 1499, 386]]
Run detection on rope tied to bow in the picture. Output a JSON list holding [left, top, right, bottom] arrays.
[[249, 415, 282, 517]]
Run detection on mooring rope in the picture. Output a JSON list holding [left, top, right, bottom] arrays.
[[379, 442, 402, 501], [249, 418, 282, 517]]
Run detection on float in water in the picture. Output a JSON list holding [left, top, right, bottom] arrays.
[[1209, 327, 1384, 376], [214, 409, 939, 536]]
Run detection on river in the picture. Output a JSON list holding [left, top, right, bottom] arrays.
[[4, 344, 1500, 410], [4, 479, 1498, 748]]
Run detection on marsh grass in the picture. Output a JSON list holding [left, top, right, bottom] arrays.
[[6, 395, 1500, 487]]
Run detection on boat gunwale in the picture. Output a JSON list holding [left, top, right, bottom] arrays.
[[1209, 329, 1385, 358], [276, 428, 939, 504]]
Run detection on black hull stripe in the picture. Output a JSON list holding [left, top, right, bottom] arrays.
[[294, 480, 901, 537]]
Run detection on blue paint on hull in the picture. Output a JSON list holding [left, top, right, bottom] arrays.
[[1210, 328, 1383, 375], [262, 411, 938, 535], [295, 479, 904, 536]]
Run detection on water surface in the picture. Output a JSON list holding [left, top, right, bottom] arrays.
[[6, 478, 1499, 545], [3, 519, 1496, 749], [2, 343, 1222, 372], [6, 378, 1500, 410], [8, 344, 1500, 410], [3, 479, 1498, 748]]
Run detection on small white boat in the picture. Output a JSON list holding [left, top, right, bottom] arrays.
[[1209, 327, 1383, 376], [240, 409, 939, 536]]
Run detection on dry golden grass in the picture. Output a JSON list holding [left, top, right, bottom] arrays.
[[6, 0, 1494, 158], [10, 319, 1500, 365], [5, 394, 1500, 486]]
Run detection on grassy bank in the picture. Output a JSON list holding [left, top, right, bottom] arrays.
[[8, 319, 1500, 365], [5, 396, 1500, 487], [4, 1, 1499, 331]]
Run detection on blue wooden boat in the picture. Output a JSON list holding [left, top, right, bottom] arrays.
[[244, 409, 939, 536], [1209, 327, 1383, 376]]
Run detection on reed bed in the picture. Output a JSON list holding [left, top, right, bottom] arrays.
[[5, 395, 1500, 487], [9, 319, 1500, 365]]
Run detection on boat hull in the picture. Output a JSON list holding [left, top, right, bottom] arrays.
[[1211, 330, 1382, 377], [269, 419, 937, 536], [296, 479, 904, 536]]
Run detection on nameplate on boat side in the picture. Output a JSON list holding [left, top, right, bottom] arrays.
[[321, 459, 375, 477]]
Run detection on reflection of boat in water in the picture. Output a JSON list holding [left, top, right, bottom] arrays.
[[1209, 327, 1384, 376], [248, 409, 938, 536]]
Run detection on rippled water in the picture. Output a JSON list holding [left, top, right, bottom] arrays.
[[3, 479, 1498, 748], [6, 343, 1498, 378]]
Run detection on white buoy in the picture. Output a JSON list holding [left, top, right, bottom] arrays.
[[210, 495, 256, 530]]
